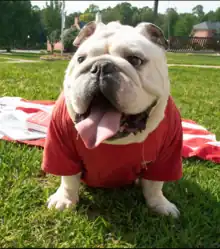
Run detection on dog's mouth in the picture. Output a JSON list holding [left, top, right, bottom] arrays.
[[74, 93, 157, 149]]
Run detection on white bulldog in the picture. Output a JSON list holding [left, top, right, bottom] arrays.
[[42, 19, 183, 218]]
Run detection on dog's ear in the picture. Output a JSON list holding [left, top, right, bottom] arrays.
[[135, 22, 168, 50], [73, 21, 96, 47], [73, 12, 104, 47]]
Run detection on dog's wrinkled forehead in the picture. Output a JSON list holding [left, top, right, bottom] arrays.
[[99, 23, 124, 39], [74, 20, 168, 54], [92, 24, 142, 48]]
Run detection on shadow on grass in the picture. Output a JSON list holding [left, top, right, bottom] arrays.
[[76, 173, 219, 247]]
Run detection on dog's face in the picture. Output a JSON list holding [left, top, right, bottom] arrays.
[[64, 21, 170, 149]]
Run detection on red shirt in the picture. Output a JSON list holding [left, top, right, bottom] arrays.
[[42, 93, 183, 188]]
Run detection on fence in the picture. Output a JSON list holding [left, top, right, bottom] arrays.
[[168, 36, 220, 53]]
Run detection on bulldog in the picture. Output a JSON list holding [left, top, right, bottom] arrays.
[[42, 18, 183, 218]]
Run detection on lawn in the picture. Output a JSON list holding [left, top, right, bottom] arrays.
[[0, 57, 10, 62], [0, 52, 41, 61], [1, 51, 220, 66], [167, 52, 220, 66], [0, 60, 219, 248], [0, 52, 41, 59]]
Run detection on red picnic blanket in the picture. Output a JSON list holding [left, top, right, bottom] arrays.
[[0, 96, 219, 164]]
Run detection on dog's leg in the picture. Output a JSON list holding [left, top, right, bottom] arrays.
[[141, 179, 180, 218], [47, 173, 81, 210]]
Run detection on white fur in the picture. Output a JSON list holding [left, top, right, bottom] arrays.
[[141, 180, 180, 218], [48, 175, 180, 218], [47, 173, 81, 210], [47, 22, 179, 218]]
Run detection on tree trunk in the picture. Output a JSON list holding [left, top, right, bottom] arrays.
[[51, 43, 54, 54], [153, 0, 159, 23]]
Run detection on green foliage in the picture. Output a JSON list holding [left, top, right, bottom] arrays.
[[162, 8, 179, 38], [63, 28, 79, 52], [84, 4, 100, 14], [174, 14, 197, 36], [78, 4, 100, 23], [0, 1, 38, 50], [192, 5, 205, 23], [79, 12, 95, 23], [41, 0, 62, 35], [48, 29, 61, 52], [0, 2, 220, 51], [41, 0, 62, 53], [65, 12, 80, 28]]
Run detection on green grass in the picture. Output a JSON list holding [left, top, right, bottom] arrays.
[[4, 52, 41, 58], [167, 52, 220, 66], [0, 57, 10, 62], [1, 51, 220, 66], [0, 61, 220, 248], [0, 52, 41, 61]]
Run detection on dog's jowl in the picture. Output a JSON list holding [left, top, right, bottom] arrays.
[[42, 20, 183, 218]]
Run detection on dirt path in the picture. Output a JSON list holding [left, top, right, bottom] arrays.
[[6, 59, 40, 63], [168, 64, 220, 69], [1, 57, 220, 68], [0, 57, 40, 63]]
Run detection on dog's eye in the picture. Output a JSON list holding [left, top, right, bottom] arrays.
[[77, 56, 86, 63], [127, 56, 143, 67]]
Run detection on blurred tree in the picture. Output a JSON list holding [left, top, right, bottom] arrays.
[[215, 7, 220, 21], [139, 7, 154, 23], [41, 0, 62, 53], [102, 7, 122, 24], [203, 11, 217, 22], [174, 13, 197, 36], [28, 5, 47, 48], [85, 4, 100, 13], [114, 2, 134, 25], [79, 12, 95, 23], [0, 0, 33, 51], [192, 5, 205, 22], [162, 8, 179, 38], [65, 12, 81, 28], [63, 28, 78, 52]]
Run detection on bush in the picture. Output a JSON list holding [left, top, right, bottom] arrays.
[[63, 28, 79, 53], [40, 50, 48, 54]]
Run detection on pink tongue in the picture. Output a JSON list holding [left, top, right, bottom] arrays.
[[75, 106, 121, 149]]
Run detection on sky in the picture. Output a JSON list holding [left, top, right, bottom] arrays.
[[31, 1, 219, 15]]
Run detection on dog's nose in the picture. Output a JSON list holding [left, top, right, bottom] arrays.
[[90, 60, 116, 75]]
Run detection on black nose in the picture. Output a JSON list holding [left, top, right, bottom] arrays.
[[90, 60, 116, 76]]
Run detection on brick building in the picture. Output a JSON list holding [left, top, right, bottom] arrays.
[[192, 21, 220, 38]]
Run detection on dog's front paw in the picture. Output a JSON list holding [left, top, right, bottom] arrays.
[[47, 187, 79, 210], [147, 195, 180, 218]]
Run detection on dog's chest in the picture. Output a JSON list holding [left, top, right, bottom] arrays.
[[74, 132, 161, 187]]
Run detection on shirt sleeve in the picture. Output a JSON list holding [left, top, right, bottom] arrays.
[[142, 109, 183, 182], [41, 94, 82, 176]]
